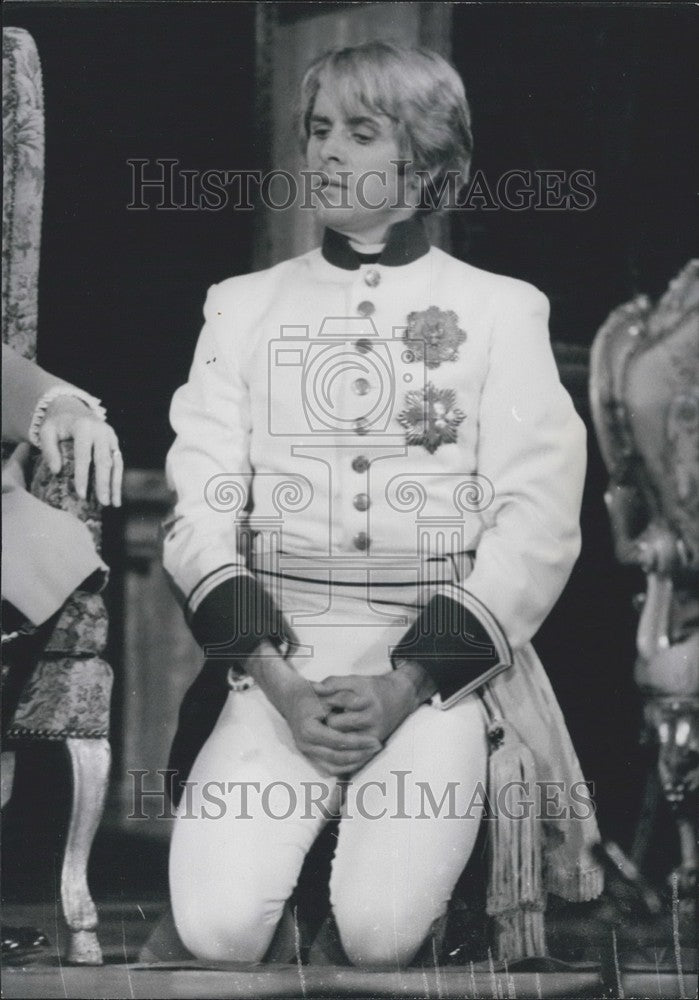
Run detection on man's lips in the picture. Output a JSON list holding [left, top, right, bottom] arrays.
[[319, 176, 349, 190]]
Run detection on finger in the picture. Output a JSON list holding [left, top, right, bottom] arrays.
[[305, 717, 380, 749], [111, 446, 123, 507], [73, 425, 93, 500], [303, 745, 378, 769], [325, 711, 375, 733], [303, 719, 379, 752], [323, 690, 372, 712], [93, 436, 113, 506], [304, 729, 380, 756], [307, 743, 381, 768], [284, 620, 300, 652], [312, 676, 357, 696], [312, 686, 353, 707], [305, 756, 360, 778], [38, 422, 62, 475], [309, 758, 373, 778]]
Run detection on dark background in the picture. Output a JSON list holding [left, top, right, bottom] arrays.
[[2, 1, 696, 890], [4, 2, 696, 467], [452, 4, 697, 336], [4, 1, 258, 468]]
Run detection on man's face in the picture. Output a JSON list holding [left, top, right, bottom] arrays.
[[305, 84, 415, 241]]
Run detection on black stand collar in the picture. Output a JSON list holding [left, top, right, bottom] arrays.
[[322, 216, 430, 270]]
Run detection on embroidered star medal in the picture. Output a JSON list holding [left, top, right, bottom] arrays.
[[403, 306, 467, 369], [398, 383, 466, 453]]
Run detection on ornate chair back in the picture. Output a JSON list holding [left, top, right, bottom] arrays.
[[589, 260, 699, 893]]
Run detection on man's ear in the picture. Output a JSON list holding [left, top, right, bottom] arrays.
[[399, 162, 422, 209]]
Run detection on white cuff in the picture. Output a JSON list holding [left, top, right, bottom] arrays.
[[28, 386, 107, 447]]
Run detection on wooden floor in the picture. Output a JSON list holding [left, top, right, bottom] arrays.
[[1, 808, 695, 1000], [2, 895, 696, 1000], [3, 964, 693, 1000]]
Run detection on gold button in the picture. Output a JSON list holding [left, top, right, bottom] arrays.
[[364, 269, 381, 288], [352, 455, 370, 473], [353, 377, 370, 396], [354, 417, 369, 435], [356, 300, 375, 317], [353, 493, 370, 511], [355, 338, 373, 354], [353, 531, 370, 551]]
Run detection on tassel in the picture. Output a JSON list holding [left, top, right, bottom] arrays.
[[485, 718, 547, 963], [546, 859, 605, 901]]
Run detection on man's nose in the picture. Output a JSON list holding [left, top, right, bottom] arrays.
[[320, 129, 346, 163]]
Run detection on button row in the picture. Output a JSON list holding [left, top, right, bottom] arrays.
[[353, 531, 370, 551], [347, 271, 378, 556], [351, 440, 371, 547], [354, 417, 368, 435], [353, 377, 370, 396]]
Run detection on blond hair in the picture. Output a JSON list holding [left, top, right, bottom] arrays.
[[297, 41, 473, 210]]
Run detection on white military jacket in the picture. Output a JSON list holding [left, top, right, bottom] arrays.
[[163, 219, 586, 705]]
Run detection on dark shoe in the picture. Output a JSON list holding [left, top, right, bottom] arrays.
[[307, 913, 350, 966], [2, 925, 49, 963], [263, 901, 301, 964], [138, 907, 193, 964], [411, 912, 449, 967], [139, 902, 309, 966]]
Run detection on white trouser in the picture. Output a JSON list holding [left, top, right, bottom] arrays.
[[169, 684, 487, 967]]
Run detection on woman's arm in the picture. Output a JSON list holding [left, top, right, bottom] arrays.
[[2, 343, 121, 506], [3, 343, 70, 442]]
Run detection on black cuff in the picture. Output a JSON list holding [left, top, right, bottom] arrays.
[[392, 593, 503, 703], [190, 574, 292, 665]]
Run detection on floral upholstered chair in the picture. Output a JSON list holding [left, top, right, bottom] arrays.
[[2, 26, 112, 965]]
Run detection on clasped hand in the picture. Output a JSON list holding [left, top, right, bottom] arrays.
[[246, 644, 425, 778], [313, 673, 416, 745], [288, 673, 418, 776], [282, 679, 382, 776]]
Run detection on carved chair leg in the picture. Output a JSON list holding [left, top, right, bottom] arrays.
[[1, 750, 16, 809], [61, 737, 110, 965]]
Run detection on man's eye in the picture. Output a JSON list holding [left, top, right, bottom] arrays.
[[354, 133, 373, 144], [311, 128, 329, 139]]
